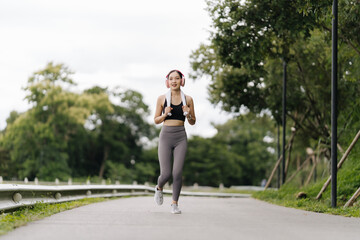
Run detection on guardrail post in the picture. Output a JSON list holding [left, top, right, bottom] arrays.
[[24, 177, 29, 184], [12, 192, 22, 203], [54, 192, 61, 200], [68, 178, 72, 185], [55, 178, 59, 185], [34, 177, 39, 185], [86, 179, 91, 185], [0, 176, 3, 184], [101, 179, 106, 185], [115, 180, 120, 185]]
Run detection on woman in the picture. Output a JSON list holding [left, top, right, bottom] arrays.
[[153, 69, 196, 214]]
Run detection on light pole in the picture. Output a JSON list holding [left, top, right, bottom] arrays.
[[282, 59, 287, 185], [331, 0, 338, 208], [277, 123, 281, 188]]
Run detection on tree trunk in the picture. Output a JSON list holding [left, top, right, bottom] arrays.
[[264, 155, 282, 190], [344, 187, 360, 207], [99, 145, 109, 179], [284, 130, 295, 178], [305, 155, 317, 186], [316, 130, 360, 199]]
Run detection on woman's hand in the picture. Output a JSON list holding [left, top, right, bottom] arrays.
[[164, 106, 173, 116], [182, 105, 190, 114], [183, 96, 196, 125]]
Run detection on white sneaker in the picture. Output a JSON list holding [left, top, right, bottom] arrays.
[[171, 204, 181, 214], [154, 185, 163, 205]]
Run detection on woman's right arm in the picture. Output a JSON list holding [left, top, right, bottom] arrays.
[[154, 95, 172, 124]]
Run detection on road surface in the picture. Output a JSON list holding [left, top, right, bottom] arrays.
[[2, 196, 360, 240]]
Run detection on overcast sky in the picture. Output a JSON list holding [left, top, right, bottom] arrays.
[[0, 0, 233, 138]]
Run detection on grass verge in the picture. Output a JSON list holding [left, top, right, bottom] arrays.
[[253, 143, 360, 218], [252, 184, 360, 218], [0, 197, 108, 236]]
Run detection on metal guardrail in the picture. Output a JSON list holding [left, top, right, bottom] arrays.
[[0, 184, 250, 212], [0, 184, 152, 211]]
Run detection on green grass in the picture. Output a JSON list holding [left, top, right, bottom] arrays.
[[0, 198, 108, 236], [253, 186, 360, 217], [252, 140, 360, 218]]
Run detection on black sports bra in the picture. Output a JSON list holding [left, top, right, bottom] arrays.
[[163, 99, 186, 121]]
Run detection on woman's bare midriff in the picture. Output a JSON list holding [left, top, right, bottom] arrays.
[[163, 119, 184, 126]]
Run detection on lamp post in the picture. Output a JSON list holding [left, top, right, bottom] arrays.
[[331, 0, 338, 208], [282, 59, 287, 185], [277, 123, 281, 188]]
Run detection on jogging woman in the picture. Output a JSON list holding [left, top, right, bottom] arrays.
[[153, 69, 196, 214]]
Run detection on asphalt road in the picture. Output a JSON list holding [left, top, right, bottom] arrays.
[[2, 196, 360, 240]]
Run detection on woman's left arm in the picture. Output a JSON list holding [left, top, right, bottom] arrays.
[[184, 96, 196, 125]]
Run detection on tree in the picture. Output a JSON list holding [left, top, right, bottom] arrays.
[[296, 0, 360, 56], [190, 0, 360, 146], [1, 63, 158, 181], [182, 113, 276, 187], [191, 0, 315, 116], [2, 63, 92, 180], [83, 86, 157, 179], [184, 136, 228, 186], [212, 113, 277, 185]]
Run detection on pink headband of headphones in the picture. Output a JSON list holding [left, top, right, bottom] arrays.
[[165, 70, 185, 88]]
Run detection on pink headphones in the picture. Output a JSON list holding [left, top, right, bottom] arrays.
[[165, 70, 185, 88]]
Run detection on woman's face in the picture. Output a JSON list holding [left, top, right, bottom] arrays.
[[168, 71, 182, 89]]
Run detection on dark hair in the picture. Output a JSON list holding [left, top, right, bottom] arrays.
[[166, 70, 183, 79]]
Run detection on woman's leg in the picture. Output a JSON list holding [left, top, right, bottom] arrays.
[[157, 131, 173, 188], [171, 137, 187, 202]]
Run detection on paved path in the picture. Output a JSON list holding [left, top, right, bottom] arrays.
[[2, 196, 360, 240]]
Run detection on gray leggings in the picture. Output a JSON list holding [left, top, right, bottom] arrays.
[[157, 125, 187, 202]]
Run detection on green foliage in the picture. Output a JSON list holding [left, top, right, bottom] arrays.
[[184, 136, 228, 186], [254, 142, 360, 216], [183, 113, 276, 187], [2, 63, 91, 180], [206, 0, 315, 67], [191, 0, 360, 149], [83, 86, 157, 179], [106, 162, 134, 183], [321, 147, 360, 202], [297, 0, 360, 54], [0, 63, 156, 182]]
